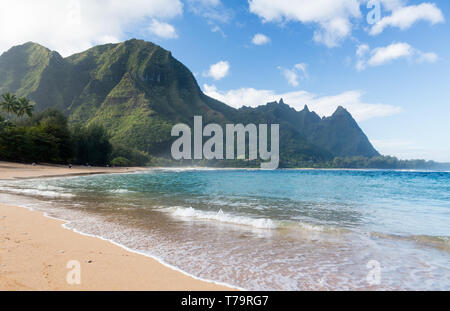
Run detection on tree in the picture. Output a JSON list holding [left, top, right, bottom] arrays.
[[0, 107, 73, 163], [110, 157, 131, 167], [72, 124, 112, 166], [36, 109, 74, 162], [0, 93, 19, 115], [0, 93, 34, 118], [16, 97, 35, 118], [0, 115, 11, 132]]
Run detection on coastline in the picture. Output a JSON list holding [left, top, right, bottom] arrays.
[[0, 162, 233, 291], [0, 161, 151, 180]]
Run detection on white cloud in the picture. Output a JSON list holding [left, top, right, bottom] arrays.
[[279, 68, 299, 87], [249, 1, 444, 47], [187, 0, 231, 23], [279, 63, 308, 87], [203, 61, 230, 80], [0, 0, 183, 57], [368, 42, 413, 66], [148, 19, 178, 39], [313, 17, 353, 48], [187, 0, 233, 38], [248, 0, 361, 47], [203, 84, 402, 122], [370, 3, 444, 35], [356, 44, 370, 70], [252, 33, 271, 45], [356, 44, 370, 57], [379, 0, 405, 11], [416, 52, 438, 64], [356, 42, 438, 70], [211, 25, 226, 38]]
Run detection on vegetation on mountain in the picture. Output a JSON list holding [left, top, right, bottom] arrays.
[[0, 105, 73, 163], [0, 94, 149, 166], [0, 40, 447, 169]]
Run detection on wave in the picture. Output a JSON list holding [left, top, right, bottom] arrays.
[[371, 232, 450, 252], [0, 186, 74, 198], [163, 206, 352, 234], [108, 189, 134, 194], [165, 206, 277, 229], [277, 220, 351, 236], [150, 167, 219, 173]]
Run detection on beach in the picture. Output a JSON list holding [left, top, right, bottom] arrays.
[[0, 161, 150, 180], [0, 162, 449, 290], [0, 162, 231, 291]]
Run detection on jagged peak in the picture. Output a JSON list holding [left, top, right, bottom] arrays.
[[332, 106, 351, 117], [303, 104, 310, 112], [266, 100, 279, 106], [279, 98, 285, 105]]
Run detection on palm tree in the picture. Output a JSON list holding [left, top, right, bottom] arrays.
[[16, 97, 35, 118], [0, 93, 19, 115]]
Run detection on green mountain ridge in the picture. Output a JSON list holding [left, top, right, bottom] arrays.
[[0, 39, 380, 165]]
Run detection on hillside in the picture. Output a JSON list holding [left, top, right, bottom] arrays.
[[0, 39, 380, 165]]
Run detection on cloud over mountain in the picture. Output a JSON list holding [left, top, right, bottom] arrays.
[[0, 0, 183, 56], [203, 84, 402, 122]]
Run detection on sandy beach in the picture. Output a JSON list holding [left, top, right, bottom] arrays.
[[0, 161, 151, 180], [0, 162, 231, 291]]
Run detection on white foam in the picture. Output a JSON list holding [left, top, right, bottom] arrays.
[[297, 222, 326, 232], [0, 197, 244, 291], [0, 186, 74, 198], [109, 189, 133, 194], [168, 206, 276, 229]]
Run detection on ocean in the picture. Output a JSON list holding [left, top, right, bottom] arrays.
[[1, 168, 449, 290]]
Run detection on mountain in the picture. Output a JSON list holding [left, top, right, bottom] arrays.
[[237, 99, 379, 158], [0, 39, 379, 166]]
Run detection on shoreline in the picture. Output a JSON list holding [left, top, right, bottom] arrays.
[[0, 161, 234, 291], [0, 161, 151, 181], [1, 162, 446, 182]]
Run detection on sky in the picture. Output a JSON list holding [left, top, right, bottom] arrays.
[[0, 0, 449, 161]]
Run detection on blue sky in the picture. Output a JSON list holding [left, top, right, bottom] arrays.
[[1, 0, 449, 161]]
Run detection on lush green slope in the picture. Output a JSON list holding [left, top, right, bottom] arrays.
[[0, 39, 379, 163], [0, 42, 70, 112], [242, 100, 379, 157]]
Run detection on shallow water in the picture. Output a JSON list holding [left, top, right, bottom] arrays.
[[1, 169, 449, 290]]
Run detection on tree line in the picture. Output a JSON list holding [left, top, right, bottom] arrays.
[[0, 93, 152, 166]]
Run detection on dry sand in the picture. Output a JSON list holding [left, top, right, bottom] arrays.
[[0, 161, 149, 180], [0, 162, 232, 291]]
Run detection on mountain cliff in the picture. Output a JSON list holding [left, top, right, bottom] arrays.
[[240, 100, 379, 157], [0, 39, 379, 165]]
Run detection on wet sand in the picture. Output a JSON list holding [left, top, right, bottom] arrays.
[[0, 162, 232, 291]]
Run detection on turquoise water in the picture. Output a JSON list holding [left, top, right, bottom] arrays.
[[1, 169, 449, 290]]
